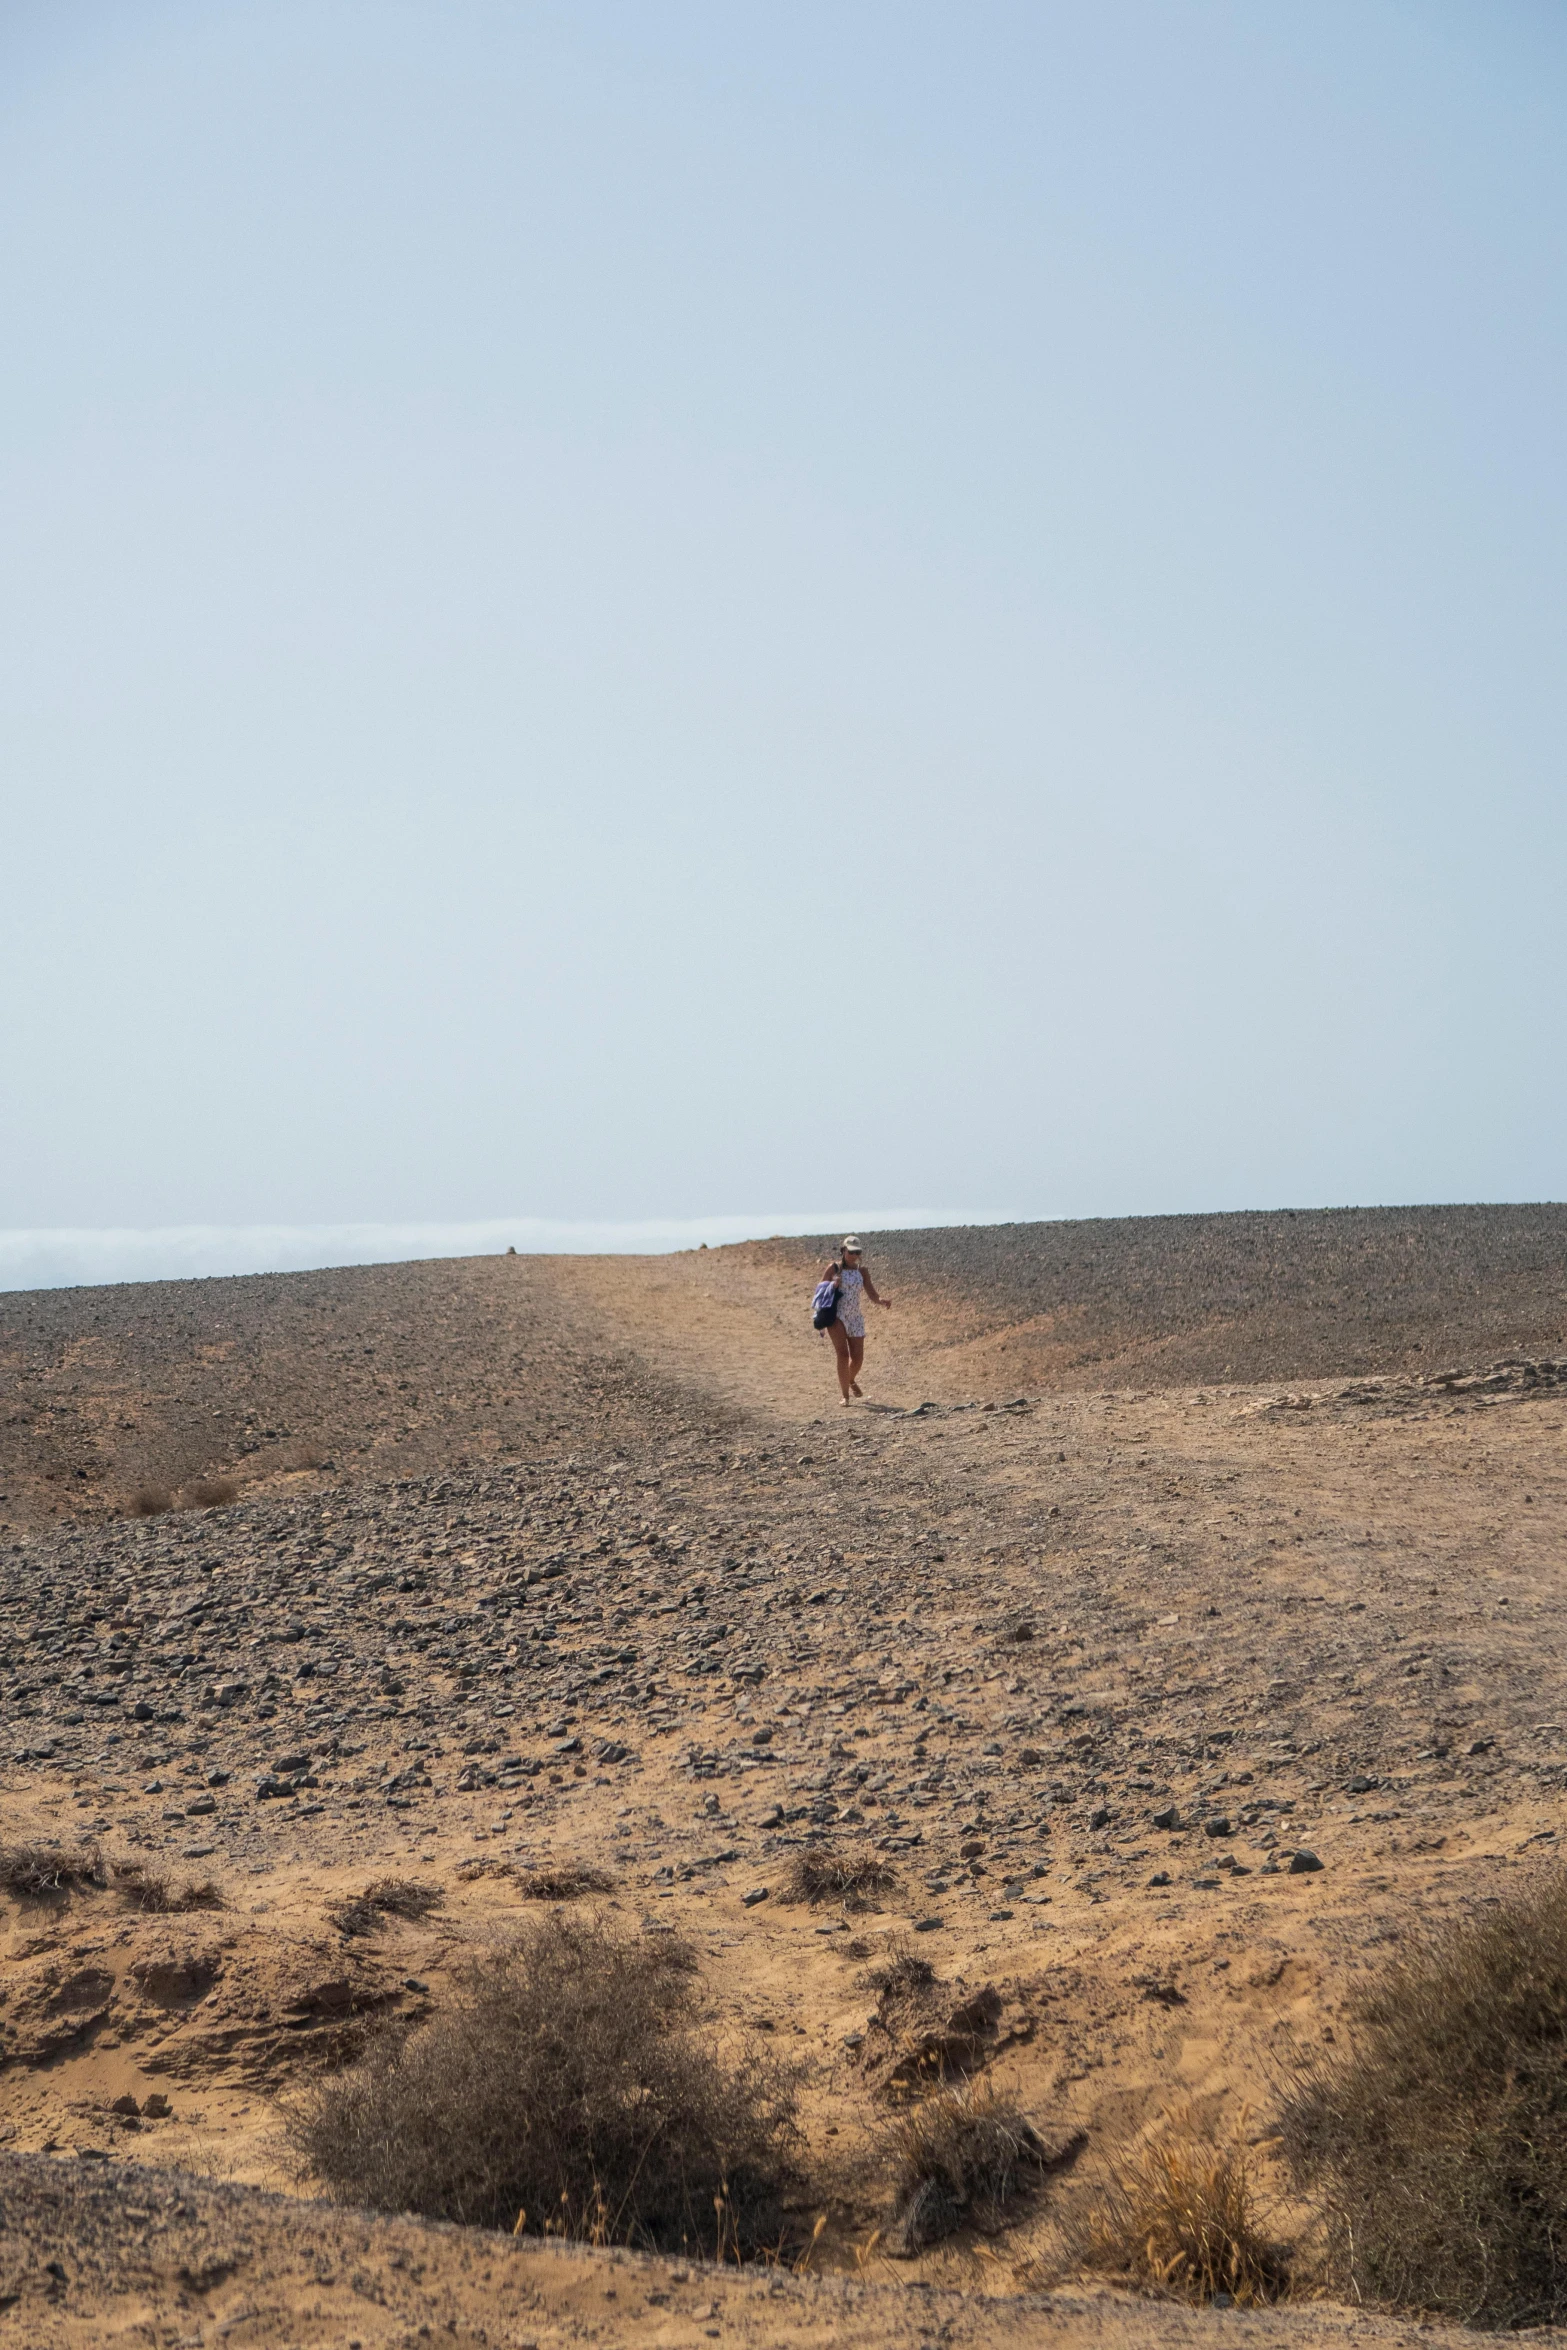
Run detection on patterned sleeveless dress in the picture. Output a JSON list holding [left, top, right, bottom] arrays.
[[837, 1267, 866, 1338]]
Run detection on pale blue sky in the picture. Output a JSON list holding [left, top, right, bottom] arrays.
[[4, 1, 1565, 1250]]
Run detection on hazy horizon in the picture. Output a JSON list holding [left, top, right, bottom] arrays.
[[0, 1210, 968, 1293], [8, 1191, 1566, 1297], [6, 4, 1566, 1234]]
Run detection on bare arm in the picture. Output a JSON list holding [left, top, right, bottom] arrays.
[[861, 1270, 891, 1310]]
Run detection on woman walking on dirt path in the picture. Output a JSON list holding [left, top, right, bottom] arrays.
[[823, 1236, 890, 1405]]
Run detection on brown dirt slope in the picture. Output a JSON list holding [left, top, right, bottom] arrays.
[[0, 1254, 705, 1535], [0, 2151, 1441, 2350], [6, 1205, 1567, 1535], [735, 1203, 1567, 1392], [5, 1210, 1567, 2347]]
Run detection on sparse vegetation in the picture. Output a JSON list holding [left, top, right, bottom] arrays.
[[514, 1862, 614, 1900], [452, 1859, 614, 1898], [290, 1915, 798, 2255], [1079, 2111, 1287, 2306], [781, 1849, 899, 1911], [181, 1476, 239, 1509], [888, 2083, 1059, 2250], [1281, 1870, 1567, 2326], [0, 1842, 103, 1897], [862, 1945, 936, 2001], [111, 1860, 222, 1913], [128, 1486, 173, 1517], [859, 1952, 1005, 2095], [330, 1877, 444, 1936]]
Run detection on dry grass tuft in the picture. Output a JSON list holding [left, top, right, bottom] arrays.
[[0, 1842, 103, 1898], [1080, 2112, 1287, 2306], [128, 1487, 173, 1517], [111, 1860, 222, 1914], [781, 1849, 899, 1912], [889, 2082, 1060, 2250], [331, 1877, 444, 1937], [453, 1859, 613, 1898], [514, 1863, 614, 1900], [180, 1477, 239, 1509], [289, 1914, 798, 2256], [863, 1945, 937, 2001], [1280, 1868, 1567, 2326]]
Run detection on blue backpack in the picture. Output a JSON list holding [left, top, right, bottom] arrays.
[[811, 1273, 840, 1331]]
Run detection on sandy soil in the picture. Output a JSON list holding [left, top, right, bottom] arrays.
[[3, 1214, 1566, 2346]]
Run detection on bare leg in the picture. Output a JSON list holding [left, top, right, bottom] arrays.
[[848, 1335, 865, 1396], [829, 1322, 854, 1403]]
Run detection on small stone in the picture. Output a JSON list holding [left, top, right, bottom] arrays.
[[141, 2093, 172, 2120], [1089, 1806, 1110, 1830], [1152, 1806, 1179, 1830], [1467, 1737, 1494, 1756], [912, 1915, 945, 1932], [1204, 1816, 1232, 1838], [1288, 1848, 1324, 1873], [1346, 1774, 1377, 1794], [741, 1886, 769, 1907], [1148, 1871, 1171, 1887]]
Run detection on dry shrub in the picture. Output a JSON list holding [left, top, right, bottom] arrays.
[[128, 1487, 173, 1517], [515, 1863, 613, 1900], [332, 1877, 444, 1937], [863, 1945, 937, 2001], [1081, 2112, 1287, 2306], [111, 1860, 222, 1914], [0, 1842, 103, 1898], [289, 1914, 798, 2255], [1280, 1870, 1567, 2326], [453, 1859, 613, 1898], [782, 1849, 899, 1912], [180, 1477, 239, 1510], [858, 1947, 1007, 2096], [282, 1443, 326, 1471], [889, 2082, 1061, 2250]]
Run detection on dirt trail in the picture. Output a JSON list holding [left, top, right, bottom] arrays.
[[564, 1248, 953, 1429]]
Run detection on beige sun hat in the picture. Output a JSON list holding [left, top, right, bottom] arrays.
[[841, 1235, 863, 1253]]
